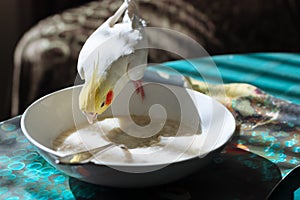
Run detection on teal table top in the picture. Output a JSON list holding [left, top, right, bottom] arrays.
[[0, 116, 282, 200], [161, 52, 300, 104], [1, 52, 300, 199]]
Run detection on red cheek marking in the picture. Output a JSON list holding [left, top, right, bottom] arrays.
[[105, 90, 113, 105]]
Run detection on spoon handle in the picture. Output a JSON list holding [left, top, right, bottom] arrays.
[[56, 143, 115, 164]]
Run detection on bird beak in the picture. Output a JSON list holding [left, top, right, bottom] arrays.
[[84, 112, 98, 124]]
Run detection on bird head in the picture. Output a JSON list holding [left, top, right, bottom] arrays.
[[79, 68, 114, 119]]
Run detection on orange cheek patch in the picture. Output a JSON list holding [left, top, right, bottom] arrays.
[[105, 90, 113, 105]]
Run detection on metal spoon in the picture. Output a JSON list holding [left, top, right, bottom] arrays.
[[55, 143, 118, 164]]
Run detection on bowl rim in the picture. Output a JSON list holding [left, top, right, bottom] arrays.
[[21, 85, 83, 157], [21, 84, 236, 167]]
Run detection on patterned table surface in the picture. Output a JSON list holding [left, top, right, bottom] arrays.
[[1, 52, 300, 199], [0, 116, 282, 200]]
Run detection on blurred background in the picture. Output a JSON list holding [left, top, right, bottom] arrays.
[[0, 0, 300, 121], [0, 0, 93, 121]]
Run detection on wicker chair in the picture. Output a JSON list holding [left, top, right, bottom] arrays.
[[12, 0, 299, 115]]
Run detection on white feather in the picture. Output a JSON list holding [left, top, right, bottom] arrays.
[[77, 0, 146, 81]]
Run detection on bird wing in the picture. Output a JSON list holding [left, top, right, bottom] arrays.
[[77, 0, 146, 81]]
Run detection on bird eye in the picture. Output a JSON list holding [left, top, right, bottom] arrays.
[[100, 102, 105, 108]]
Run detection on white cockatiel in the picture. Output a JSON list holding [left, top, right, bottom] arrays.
[[77, 0, 148, 123]]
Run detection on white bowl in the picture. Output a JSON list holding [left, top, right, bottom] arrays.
[[21, 82, 235, 187]]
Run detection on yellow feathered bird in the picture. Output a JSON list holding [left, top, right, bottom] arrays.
[[77, 0, 148, 123]]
